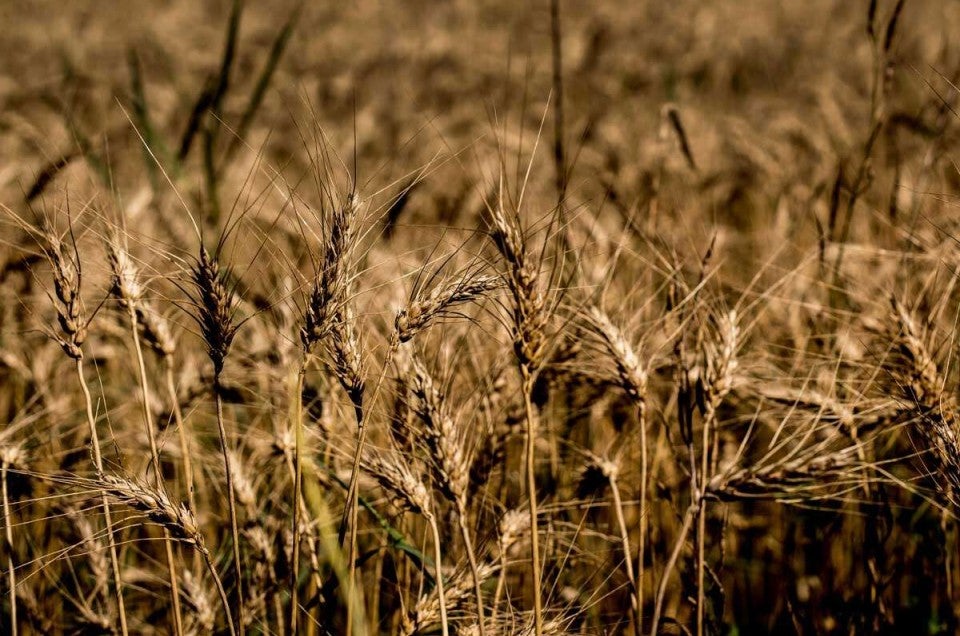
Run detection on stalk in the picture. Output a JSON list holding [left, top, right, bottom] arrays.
[[491, 552, 508, 626], [127, 307, 184, 635], [291, 361, 306, 633], [456, 501, 486, 635], [425, 511, 450, 636], [76, 359, 129, 636], [650, 503, 696, 636], [521, 373, 543, 636], [165, 361, 199, 571], [2, 457, 17, 636], [696, 408, 711, 636], [199, 544, 238, 636], [344, 401, 366, 636], [214, 372, 245, 632], [607, 470, 639, 636], [637, 401, 648, 633]]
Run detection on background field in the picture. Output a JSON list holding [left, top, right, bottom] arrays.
[[2, 1, 960, 634]]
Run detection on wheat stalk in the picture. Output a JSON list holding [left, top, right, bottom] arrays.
[[107, 238, 185, 635], [34, 222, 130, 636], [189, 244, 244, 633]]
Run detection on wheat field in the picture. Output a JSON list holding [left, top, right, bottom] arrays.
[[2, 0, 960, 634]]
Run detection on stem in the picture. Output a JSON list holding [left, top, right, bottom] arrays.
[[609, 475, 639, 636], [521, 372, 543, 636], [214, 372, 244, 633], [128, 308, 184, 636], [696, 407, 712, 636], [492, 551, 508, 627], [165, 363, 196, 507], [457, 500, 486, 636], [344, 401, 366, 636], [200, 545, 237, 636], [2, 460, 16, 636], [426, 511, 450, 636], [165, 361, 199, 573], [76, 359, 129, 636], [340, 338, 399, 636], [650, 503, 696, 636], [549, 0, 566, 202], [637, 401, 648, 633], [292, 362, 306, 634]]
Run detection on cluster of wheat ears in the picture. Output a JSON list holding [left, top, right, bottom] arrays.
[[6, 0, 960, 634], [1, 145, 958, 635]]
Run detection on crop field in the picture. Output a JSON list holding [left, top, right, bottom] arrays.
[[2, 0, 960, 634]]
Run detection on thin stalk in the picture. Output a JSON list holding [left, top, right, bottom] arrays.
[[213, 372, 244, 633], [128, 308, 184, 636], [2, 459, 16, 636], [457, 501, 486, 636], [292, 361, 306, 634], [344, 401, 366, 636], [650, 503, 696, 636], [491, 551, 508, 626], [425, 511, 450, 636], [200, 544, 237, 636], [944, 509, 957, 618], [549, 0, 566, 202], [283, 382, 329, 635], [369, 533, 387, 632], [521, 373, 543, 636], [165, 361, 199, 572], [696, 409, 711, 636], [608, 474, 639, 636], [273, 584, 286, 636], [76, 359, 129, 636], [342, 341, 400, 636], [637, 401, 648, 633]]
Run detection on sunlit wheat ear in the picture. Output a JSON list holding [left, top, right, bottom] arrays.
[[300, 192, 360, 352], [367, 448, 450, 636], [182, 570, 217, 636], [70, 508, 110, 597], [366, 449, 432, 515], [403, 351, 489, 633], [887, 297, 960, 496], [704, 309, 740, 406], [327, 305, 365, 403], [192, 245, 238, 375], [401, 562, 497, 636], [188, 241, 244, 630], [498, 508, 532, 558], [226, 450, 256, 514], [292, 192, 365, 634], [709, 445, 862, 502], [888, 297, 942, 406], [462, 616, 570, 636], [95, 474, 201, 543], [395, 273, 503, 343], [491, 507, 531, 624], [406, 354, 470, 504], [488, 201, 547, 373], [40, 226, 86, 360], [243, 525, 278, 622], [106, 238, 176, 358], [583, 306, 648, 401], [487, 195, 548, 634], [516, 616, 571, 636]]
